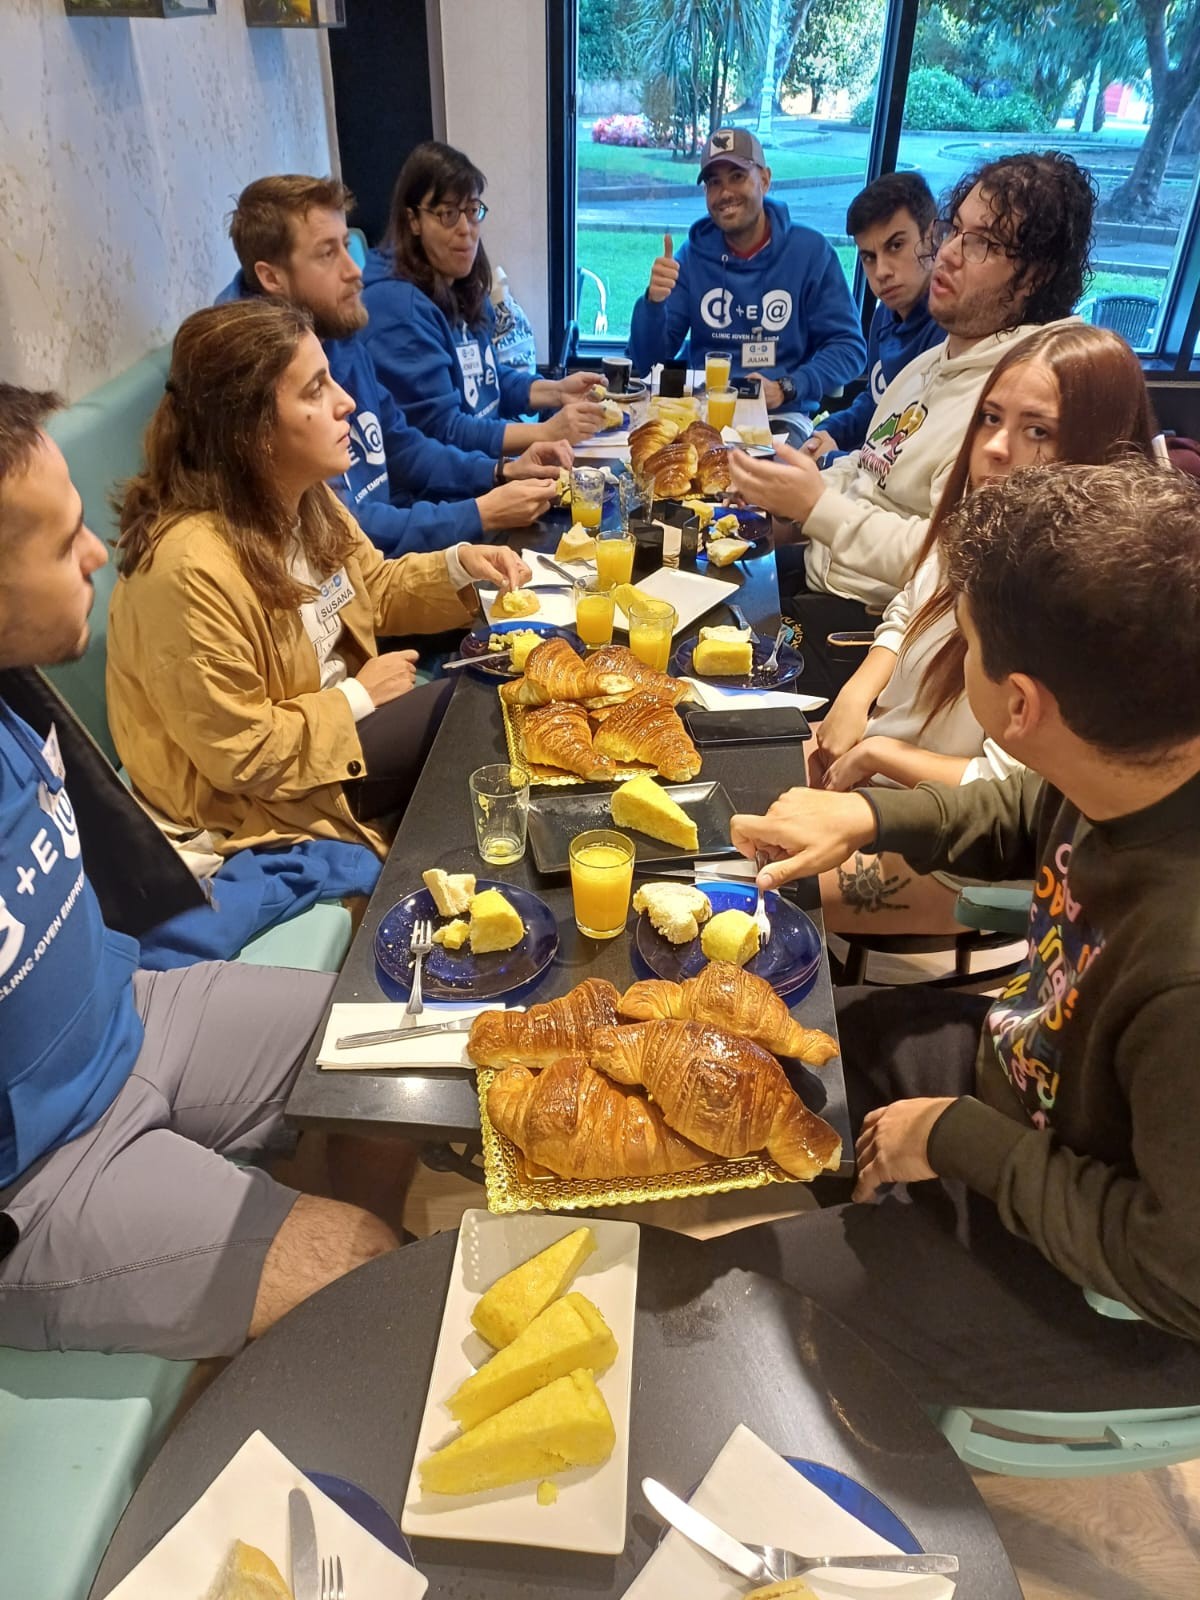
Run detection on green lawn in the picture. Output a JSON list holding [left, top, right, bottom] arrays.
[[577, 225, 1165, 345], [579, 141, 856, 185]]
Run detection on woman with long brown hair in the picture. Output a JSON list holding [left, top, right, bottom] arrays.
[[362, 140, 605, 455], [107, 298, 529, 860], [803, 322, 1157, 933]]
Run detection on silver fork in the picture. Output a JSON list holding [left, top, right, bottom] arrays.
[[738, 1537, 958, 1583], [760, 623, 788, 676], [320, 1554, 345, 1600], [405, 919, 434, 1025], [752, 850, 772, 947]]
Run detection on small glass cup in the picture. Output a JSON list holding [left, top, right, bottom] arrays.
[[706, 386, 738, 431], [627, 598, 677, 673], [468, 763, 530, 866], [601, 355, 633, 395], [569, 829, 635, 940], [573, 576, 616, 648], [570, 466, 605, 530], [705, 350, 732, 393], [595, 529, 635, 589]]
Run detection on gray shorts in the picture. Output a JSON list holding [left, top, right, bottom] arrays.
[[0, 961, 335, 1359]]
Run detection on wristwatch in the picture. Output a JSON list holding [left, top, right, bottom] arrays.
[[775, 375, 797, 407]]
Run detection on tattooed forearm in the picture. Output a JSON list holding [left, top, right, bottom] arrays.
[[837, 853, 912, 914]]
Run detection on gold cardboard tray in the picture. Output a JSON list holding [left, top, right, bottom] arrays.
[[476, 1067, 800, 1214], [499, 694, 655, 789]]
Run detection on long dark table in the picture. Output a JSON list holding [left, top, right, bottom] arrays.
[[91, 1228, 1021, 1600], [286, 520, 852, 1172]]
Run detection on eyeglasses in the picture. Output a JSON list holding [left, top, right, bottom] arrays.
[[920, 219, 1011, 265], [419, 200, 488, 228]]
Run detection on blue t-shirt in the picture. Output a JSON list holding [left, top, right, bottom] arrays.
[[0, 705, 141, 1185]]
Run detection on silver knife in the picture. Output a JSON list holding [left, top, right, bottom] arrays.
[[537, 552, 590, 582], [288, 1487, 319, 1600], [336, 1016, 476, 1049], [727, 602, 761, 645], [642, 1477, 767, 1583], [443, 648, 511, 671]]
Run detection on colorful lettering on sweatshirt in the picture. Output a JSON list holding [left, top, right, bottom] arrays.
[[859, 400, 930, 486]]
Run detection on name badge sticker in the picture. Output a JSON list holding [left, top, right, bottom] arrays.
[[742, 339, 777, 368], [457, 342, 484, 380], [40, 724, 66, 783], [313, 570, 356, 630]]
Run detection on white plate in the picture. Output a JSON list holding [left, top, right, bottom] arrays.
[[400, 1209, 640, 1554], [612, 566, 739, 637]]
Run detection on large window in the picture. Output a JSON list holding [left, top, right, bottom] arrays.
[[561, 0, 1200, 369]]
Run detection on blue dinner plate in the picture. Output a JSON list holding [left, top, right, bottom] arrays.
[[634, 881, 822, 1000], [374, 882, 558, 1001], [670, 636, 804, 691], [458, 620, 583, 680], [304, 1471, 415, 1565]]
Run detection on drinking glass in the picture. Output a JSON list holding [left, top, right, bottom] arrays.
[[570, 466, 605, 530], [706, 386, 737, 431], [569, 829, 635, 940], [573, 576, 616, 648], [601, 355, 633, 394], [705, 350, 732, 392], [595, 530, 635, 589], [468, 763, 530, 866], [627, 598, 677, 673]]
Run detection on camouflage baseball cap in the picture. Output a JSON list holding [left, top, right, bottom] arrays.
[[698, 128, 767, 181]]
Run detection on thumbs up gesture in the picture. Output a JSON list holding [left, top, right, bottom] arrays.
[[647, 232, 680, 303]]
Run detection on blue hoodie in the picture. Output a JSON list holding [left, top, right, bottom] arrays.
[[361, 248, 536, 456], [0, 705, 142, 1185], [821, 294, 944, 453], [217, 273, 496, 557], [626, 198, 867, 412]]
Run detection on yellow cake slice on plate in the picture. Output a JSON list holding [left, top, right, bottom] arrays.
[[206, 1541, 292, 1600], [554, 524, 597, 562], [468, 889, 525, 954], [420, 1368, 616, 1496], [701, 907, 761, 967], [705, 536, 752, 568], [423, 869, 476, 916], [692, 624, 754, 675], [432, 918, 470, 950], [612, 583, 675, 622], [610, 774, 699, 851], [472, 1226, 597, 1347], [448, 1292, 618, 1429]]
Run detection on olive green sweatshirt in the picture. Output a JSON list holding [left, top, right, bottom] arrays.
[[866, 766, 1200, 1341]]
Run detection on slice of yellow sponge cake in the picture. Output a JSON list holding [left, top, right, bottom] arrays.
[[448, 1292, 618, 1430], [420, 1368, 616, 1496], [610, 774, 699, 852], [471, 1226, 597, 1348]]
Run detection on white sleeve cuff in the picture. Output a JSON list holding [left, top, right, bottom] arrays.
[[445, 542, 473, 590], [336, 677, 377, 723]]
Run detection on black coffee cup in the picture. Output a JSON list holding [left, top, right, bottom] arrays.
[[601, 356, 632, 395]]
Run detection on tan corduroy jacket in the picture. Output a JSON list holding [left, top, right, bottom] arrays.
[[106, 502, 476, 858]]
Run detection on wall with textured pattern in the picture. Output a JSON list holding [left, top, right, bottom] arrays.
[[0, 0, 335, 400]]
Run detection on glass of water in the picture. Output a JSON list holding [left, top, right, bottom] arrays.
[[469, 763, 530, 866]]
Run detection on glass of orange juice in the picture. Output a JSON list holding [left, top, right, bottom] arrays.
[[595, 530, 634, 589], [627, 598, 676, 673], [573, 576, 615, 648], [569, 829, 635, 940], [570, 467, 605, 529], [705, 350, 732, 392], [706, 386, 737, 431]]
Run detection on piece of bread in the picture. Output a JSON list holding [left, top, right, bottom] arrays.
[[629, 418, 680, 475], [522, 700, 619, 782], [711, 512, 740, 537], [448, 1291, 618, 1429], [681, 420, 724, 455], [423, 868, 477, 917], [468, 888, 525, 954], [610, 774, 699, 851], [503, 636, 636, 706], [705, 536, 752, 568], [592, 693, 702, 782], [695, 444, 732, 494], [555, 524, 598, 562], [620, 964, 840, 1064], [432, 918, 470, 950], [206, 1541, 292, 1600], [419, 1368, 615, 1496], [644, 440, 699, 499], [632, 882, 712, 945], [492, 588, 540, 620], [745, 1582, 820, 1599], [693, 624, 754, 675], [471, 1226, 597, 1347], [680, 497, 715, 527], [581, 645, 693, 708], [700, 907, 760, 967], [599, 398, 624, 430], [468, 977, 622, 1069]]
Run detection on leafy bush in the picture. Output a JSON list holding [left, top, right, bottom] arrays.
[[851, 67, 1049, 132], [591, 113, 654, 147], [980, 91, 1052, 133]]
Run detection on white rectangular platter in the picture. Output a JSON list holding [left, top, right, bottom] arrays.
[[611, 565, 739, 636], [400, 1209, 641, 1555]]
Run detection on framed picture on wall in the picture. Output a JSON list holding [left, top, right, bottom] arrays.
[[244, 0, 346, 24], [65, 0, 216, 14]]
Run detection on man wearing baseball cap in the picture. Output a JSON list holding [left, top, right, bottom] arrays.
[[626, 128, 866, 414]]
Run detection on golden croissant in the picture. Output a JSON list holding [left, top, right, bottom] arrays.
[[587, 1019, 842, 1179], [681, 420, 723, 455], [499, 636, 635, 707], [695, 444, 731, 495], [468, 978, 622, 1069], [520, 701, 618, 781], [487, 1055, 711, 1179], [619, 965, 839, 1065], [591, 692, 701, 782], [644, 441, 699, 499], [629, 418, 679, 475], [581, 645, 693, 709]]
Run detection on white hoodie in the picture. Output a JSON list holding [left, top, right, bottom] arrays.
[[800, 318, 1076, 607]]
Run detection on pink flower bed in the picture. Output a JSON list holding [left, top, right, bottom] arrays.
[[591, 114, 654, 147]]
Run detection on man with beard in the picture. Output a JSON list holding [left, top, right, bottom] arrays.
[[220, 176, 565, 556]]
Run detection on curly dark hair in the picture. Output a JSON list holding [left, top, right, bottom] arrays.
[[942, 460, 1200, 759], [383, 141, 492, 332], [944, 151, 1096, 327]]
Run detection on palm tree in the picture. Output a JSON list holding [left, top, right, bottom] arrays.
[[631, 0, 771, 154]]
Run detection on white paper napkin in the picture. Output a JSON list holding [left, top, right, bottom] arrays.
[[684, 675, 827, 713], [104, 1429, 427, 1598], [623, 1424, 955, 1600], [317, 1003, 509, 1070]]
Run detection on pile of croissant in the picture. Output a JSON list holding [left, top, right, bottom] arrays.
[[630, 419, 731, 500], [499, 636, 700, 782], [468, 965, 842, 1184]]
